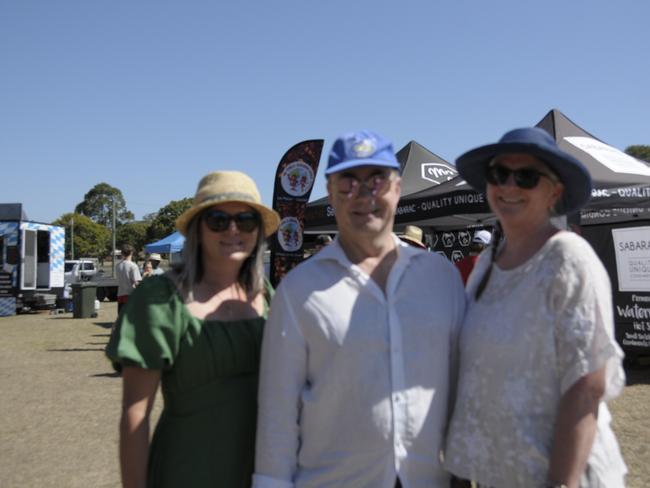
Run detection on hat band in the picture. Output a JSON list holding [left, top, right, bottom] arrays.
[[198, 192, 258, 206]]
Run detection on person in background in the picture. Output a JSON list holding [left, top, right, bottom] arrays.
[[147, 253, 165, 275], [444, 127, 626, 487], [106, 171, 280, 488], [313, 233, 332, 253], [398, 224, 427, 249], [141, 261, 154, 279], [115, 244, 141, 315], [254, 130, 465, 488], [454, 229, 491, 284]]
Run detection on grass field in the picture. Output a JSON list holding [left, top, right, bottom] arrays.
[[0, 303, 647, 487]]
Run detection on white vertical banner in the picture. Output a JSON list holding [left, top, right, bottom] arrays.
[[611, 226, 650, 292]]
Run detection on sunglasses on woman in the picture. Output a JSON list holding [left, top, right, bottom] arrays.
[[335, 170, 393, 198], [202, 210, 260, 233], [485, 163, 558, 189]]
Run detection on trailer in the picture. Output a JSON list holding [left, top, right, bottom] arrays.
[[0, 204, 65, 316]]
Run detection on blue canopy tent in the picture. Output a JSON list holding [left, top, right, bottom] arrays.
[[144, 231, 185, 254]]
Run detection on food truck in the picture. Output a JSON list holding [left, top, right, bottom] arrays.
[[0, 204, 65, 316]]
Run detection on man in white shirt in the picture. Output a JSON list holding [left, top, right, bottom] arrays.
[[115, 244, 141, 315], [254, 130, 466, 488]]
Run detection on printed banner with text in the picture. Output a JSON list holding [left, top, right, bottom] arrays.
[[270, 140, 324, 287]]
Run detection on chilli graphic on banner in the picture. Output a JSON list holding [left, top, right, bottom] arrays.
[[270, 140, 324, 286]]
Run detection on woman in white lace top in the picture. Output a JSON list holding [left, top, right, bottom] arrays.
[[444, 128, 627, 488]]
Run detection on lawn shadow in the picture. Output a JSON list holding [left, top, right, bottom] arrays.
[[47, 347, 106, 352], [90, 372, 120, 378], [94, 321, 115, 329], [91, 333, 111, 338]]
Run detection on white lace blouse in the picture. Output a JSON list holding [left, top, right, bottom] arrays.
[[444, 231, 627, 488]]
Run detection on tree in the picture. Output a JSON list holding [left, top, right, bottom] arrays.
[[117, 221, 149, 255], [146, 198, 193, 242], [625, 145, 650, 163], [53, 213, 111, 259], [75, 183, 134, 227]]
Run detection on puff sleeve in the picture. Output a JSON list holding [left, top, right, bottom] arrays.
[[105, 275, 187, 371]]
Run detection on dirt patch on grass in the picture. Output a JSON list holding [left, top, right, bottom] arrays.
[[0, 305, 647, 487]]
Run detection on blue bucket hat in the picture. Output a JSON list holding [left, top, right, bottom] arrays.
[[325, 130, 400, 176], [456, 127, 592, 215]]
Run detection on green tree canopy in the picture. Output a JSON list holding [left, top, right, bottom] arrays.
[[146, 198, 192, 242], [117, 221, 149, 255], [625, 145, 650, 163], [75, 183, 134, 227], [53, 213, 111, 260]]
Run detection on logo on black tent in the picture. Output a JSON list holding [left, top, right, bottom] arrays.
[[458, 231, 471, 247], [451, 250, 464, 263], [442, 233, 455, 248], [421, 163, 457, 184]]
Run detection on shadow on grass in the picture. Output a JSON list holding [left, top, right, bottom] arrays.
[[47, 347, 105, 352], [91, 333, 111, 337], [94, 321, 114, 329], [90, 372, 120, 378]]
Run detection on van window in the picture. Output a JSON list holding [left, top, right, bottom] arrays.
[[0, 236, 3, 266]]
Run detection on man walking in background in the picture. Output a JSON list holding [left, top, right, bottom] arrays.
[[115, 244, 141, 315]]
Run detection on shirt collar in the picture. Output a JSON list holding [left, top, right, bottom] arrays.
[[311, 233, 421, 269]]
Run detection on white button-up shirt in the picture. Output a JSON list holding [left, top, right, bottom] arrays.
[[254, 237, 466, 488]]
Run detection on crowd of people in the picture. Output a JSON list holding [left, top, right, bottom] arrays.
[[106, 128, 626, 488]]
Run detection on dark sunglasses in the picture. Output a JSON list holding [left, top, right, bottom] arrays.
[[485, 164, 558, 189], [202, 210, 260, 233]]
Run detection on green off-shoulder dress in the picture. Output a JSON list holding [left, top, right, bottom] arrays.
[[105, 275, 270, 488]]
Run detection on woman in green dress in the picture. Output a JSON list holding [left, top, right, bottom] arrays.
[[106, 171, 280, 488]]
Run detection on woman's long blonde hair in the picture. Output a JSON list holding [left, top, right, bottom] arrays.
[[171, 212, 267, 301]]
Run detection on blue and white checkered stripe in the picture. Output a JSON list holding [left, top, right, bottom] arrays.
[[0, 297, 16, 316], [50, 226, 65, 286], [0, 221, 19, 288], [20, 222, 66, 288]]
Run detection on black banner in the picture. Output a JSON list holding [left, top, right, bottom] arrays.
[[581, 222, 650, 354], [270, 140, 324, 287]]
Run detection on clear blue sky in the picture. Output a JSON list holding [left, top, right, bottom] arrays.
[[1, 1, 648, 224]]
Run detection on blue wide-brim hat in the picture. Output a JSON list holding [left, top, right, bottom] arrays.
[[325, 129, 400, 175], [456, 127, 592, 215]]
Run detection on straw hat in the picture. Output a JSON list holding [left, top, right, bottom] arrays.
[[148, 253, 162, 261], [399, 225, 427, 249], [175, 171, 280, 237]]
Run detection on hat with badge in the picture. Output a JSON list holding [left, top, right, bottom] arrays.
[[325, 130, 400, 175]]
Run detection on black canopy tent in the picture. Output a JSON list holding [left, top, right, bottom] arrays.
[[304, 140, 459, 233], [537, 109, 650, 354], [536, 109, 650, 225]]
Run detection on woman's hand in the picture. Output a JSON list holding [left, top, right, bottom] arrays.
[[120, 366, 161, 488], [547, 366, 606, 488]]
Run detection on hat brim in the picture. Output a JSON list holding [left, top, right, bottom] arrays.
[[324, 158, 400, 175], [176, 200, 280, 238], [456, 141, 592, 215], [399, 236, 427, 249]]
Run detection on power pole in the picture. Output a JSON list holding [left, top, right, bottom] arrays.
[[111, 196, 116, 277], [70, 217, 74, 260]]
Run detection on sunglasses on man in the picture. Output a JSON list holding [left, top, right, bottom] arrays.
[[334, 170, 394, 198], [485, 163, 558, 189], [202, 210, 260, 233]]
